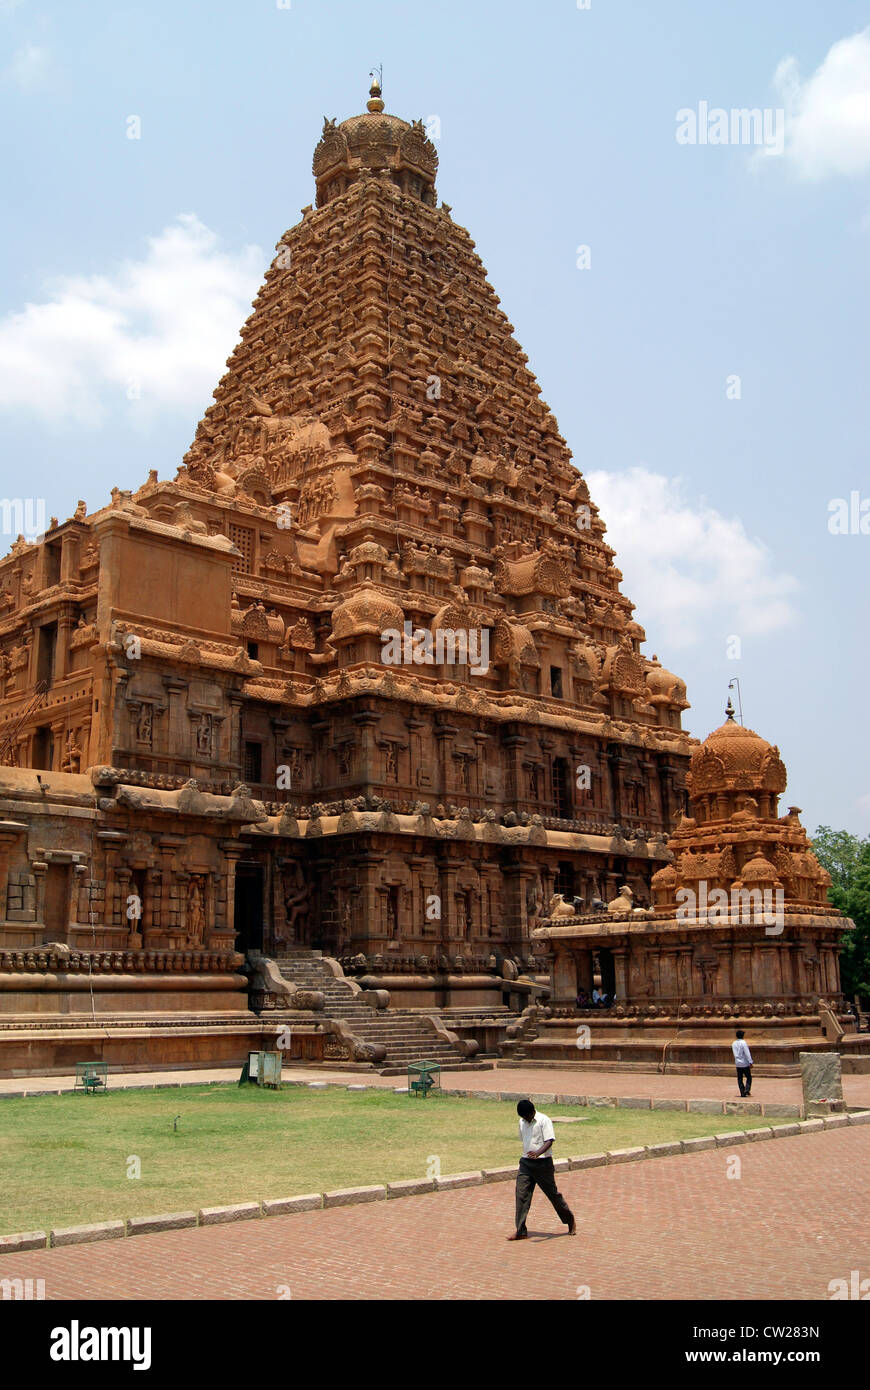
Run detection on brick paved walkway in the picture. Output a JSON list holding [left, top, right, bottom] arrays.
[[4, 1062, 869, 1108], [3, 1128, 867, 1300]]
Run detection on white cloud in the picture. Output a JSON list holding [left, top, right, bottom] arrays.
[[772, 27, 870, 178], [0, 215, 264, 426], [586, 467, 799, 652], [4, 41, 49, 87]]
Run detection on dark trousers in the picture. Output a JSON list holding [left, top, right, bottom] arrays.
[[515, 1157, 574, 1234], [736, 1065, 752, 1096]]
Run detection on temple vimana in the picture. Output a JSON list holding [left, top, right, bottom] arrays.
[[0, 81, 865, 1075]]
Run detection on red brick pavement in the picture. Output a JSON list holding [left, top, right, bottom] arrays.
[[3, 1128, 867, 1301]]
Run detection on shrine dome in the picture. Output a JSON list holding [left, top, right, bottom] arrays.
[[312, 78, 439, 208], [688, 703, 788, 797]]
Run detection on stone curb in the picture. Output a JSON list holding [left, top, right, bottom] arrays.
[[434, 1172, 483, 1191], [323, 1185, 386, 1208], [0, 1230, 48, 1253], [51, 1221, 125, 1248], [126, 1211, 197, 1236], [4, 1110, 866, 1252], [199, 1203, 262, 1226]]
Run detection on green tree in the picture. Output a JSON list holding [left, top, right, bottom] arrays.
[[813, 827, 870, 1001]]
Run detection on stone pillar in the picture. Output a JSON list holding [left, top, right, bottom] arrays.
[[552, 945, 578, 1006], [218, 842, 244, 947], [612, 948, 629, 1003]]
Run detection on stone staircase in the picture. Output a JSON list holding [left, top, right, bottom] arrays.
[[273, 949, 469, 1072]]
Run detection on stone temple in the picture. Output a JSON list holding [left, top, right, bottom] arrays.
[[0, 82, 859, 1075]]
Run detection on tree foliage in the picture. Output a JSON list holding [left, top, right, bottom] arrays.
[[813, 826, 870, 1000]]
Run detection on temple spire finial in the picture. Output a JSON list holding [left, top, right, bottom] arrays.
[[367, 65, 384, 113], [725, 696, 736, 722]]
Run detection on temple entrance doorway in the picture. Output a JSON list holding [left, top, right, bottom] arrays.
[[234, 864, 264, 956], [596, 948, 617, 1004]]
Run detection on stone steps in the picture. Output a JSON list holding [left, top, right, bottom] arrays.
[[272, 949, 466, 1068]]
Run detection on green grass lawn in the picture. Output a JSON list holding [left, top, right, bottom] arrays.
[[0, 1087, 784, 1235]]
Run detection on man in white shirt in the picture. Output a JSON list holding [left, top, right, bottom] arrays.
[[732, 1030, 753, 1097], [507, 1099, 576, 1241]]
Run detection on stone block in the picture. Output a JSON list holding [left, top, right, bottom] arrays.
[[127, 1211, 198, 1235], [745, 1127, 774, 1143], [799, 1051, 843, 1105], [725, 1100, 762, 1115], [307, 1081, 329, 1089], [771, 1123, 801, 1138], [557, 1094, 586, 1105], [569, 1152, 608, 1170], [645, 1141, 682, 1158], [552, 1158, 570, 1173], [262, 1194, 323, 1216], [714, 1130, 750, 1147], [687, 1099, 724, 1114], [199, 1203, 262, 1225], [587, 1096, 616, 1108], [0, 1230, 47, 1253], [616, 1096, 652, 1109], [763, 1103, 800, 1118], [470, 1090, 498, 1100], [483, 1166, 517, 1183], [499, 1092, 531, 1103], [847, 1110, 870, 1126], [606, 1146, 647, 1164], [822, 1115, 851, 1130], [680, 1136, 717, 1152], [386, 1179, 435, 1198], [434, 1171, 483, 1191], [797, 1119, 826, 1134], [323, 1185, 387, 1208], [51, 1221, 126, 1247], [346, 1084, 367, 1091], [652, 1098, 687, 1111], [531, 1094, 556, 1104]]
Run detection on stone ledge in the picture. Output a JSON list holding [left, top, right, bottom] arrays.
[[616, 1096, 652, 1110], [606, 1146, 647, 1164], [651, 1098, 687, 1112], [714, 1130, 751, 1147], [771, 1123, 802, 1138], [552, 1158, 570, 1173], [822, 1115, 851, 1130], [762, 1103, 800, 1118], [797, 1119, 826, 1134], [569, 1152, 608, 1169], [434, 1172, 483, 1191], [51, 1220, 125, 1248], [745, 1126, 775, 1142], [847, 1110, 870, 1126], [199, 1203, 262, 1225], [587, 1096, 616, 1108], [482, 1166, 516, 1183], [0, 1230, 47, 1252], [645, 1141, 682, 1158], [680, 1136, 717, 1152], [126, 1211, 197, 1236], [323, 1185, 387, 1208], [687, 1100, 724, 1115], [386, 1179, 435, 1199], [725, 1100, 762, 1116], [262, 1194, 323, 1216]]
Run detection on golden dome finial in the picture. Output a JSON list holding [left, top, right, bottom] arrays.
[[367, 65, 384, 113]]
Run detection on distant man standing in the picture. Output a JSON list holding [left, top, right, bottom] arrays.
[[508, 1099, 576, 1241], [732, 1029, 753, 1097]]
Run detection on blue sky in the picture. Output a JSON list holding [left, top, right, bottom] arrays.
[[1, 0, 868, 832]]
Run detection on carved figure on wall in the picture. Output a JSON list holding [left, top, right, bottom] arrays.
[[136, 704, 153, 745], [187, 877, 206, 946], [281, 862, 311, 942], [196, 714, 213, 757]]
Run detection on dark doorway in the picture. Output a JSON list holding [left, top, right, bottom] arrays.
[[597, 948, 617, 1004], [44, 863, 71, 940], [234, 864, 264, 955], [552, 757, 571, 819]]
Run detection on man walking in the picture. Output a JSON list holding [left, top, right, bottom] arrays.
[[732, 1029, 753, 1097], [508, 1099, 576, 1241]]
